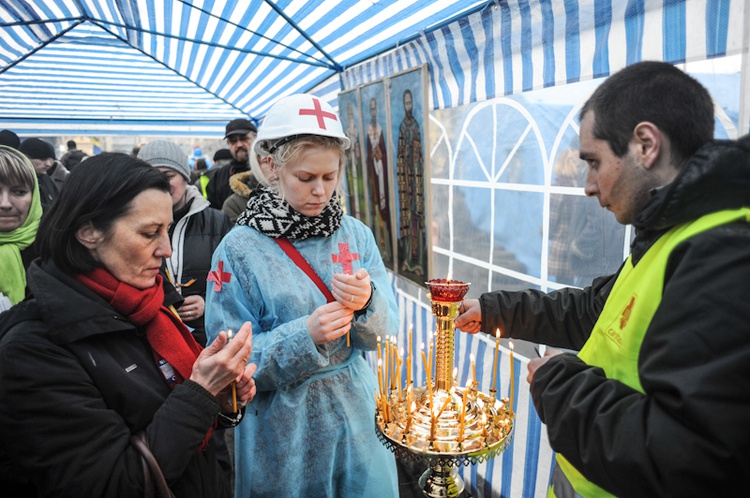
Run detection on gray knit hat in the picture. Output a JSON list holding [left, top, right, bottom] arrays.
[[137, 140, 190, 181]]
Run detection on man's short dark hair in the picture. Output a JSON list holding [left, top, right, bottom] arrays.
[[37, 153, 170, 275], [67, 140, 76, 150], [580, 61, 714, 167]]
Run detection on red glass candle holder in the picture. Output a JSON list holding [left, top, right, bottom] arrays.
[[426, 279, 470, 302]]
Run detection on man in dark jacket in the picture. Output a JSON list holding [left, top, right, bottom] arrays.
[[60, 140, 87, 171], [455, 61, 750, 497], [205, 119, 257, 209], [19, 137, 61, 211]]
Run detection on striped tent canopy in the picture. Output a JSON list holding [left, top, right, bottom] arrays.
[[0, 0, 486, 136]]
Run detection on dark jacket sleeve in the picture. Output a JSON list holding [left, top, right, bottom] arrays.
[[0, 323, 222, 497], [478, 268, 620, 349], [530, 224, 750, 497]]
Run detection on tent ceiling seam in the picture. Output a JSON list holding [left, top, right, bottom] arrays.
[[88, 19, 252, 121], [175, 0, 329, 67]]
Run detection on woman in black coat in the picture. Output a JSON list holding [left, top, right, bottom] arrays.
[[0, 154, 257, 497]]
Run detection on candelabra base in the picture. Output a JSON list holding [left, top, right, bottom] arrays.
[[418, 464, 464, 498]]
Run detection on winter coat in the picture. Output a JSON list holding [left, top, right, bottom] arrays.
[[206, 159, 249, 210], [166, 186, 232, 346], [478, 136, 750, 496], [36, 173, 58, 211], [0, 261, 231, 498], [205, 216, 399, 497], [221, 171, 257, 224], [47, 160, 69, 190]]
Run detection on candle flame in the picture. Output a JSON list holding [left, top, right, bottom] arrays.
[[227, 329, 233, 339], [470, 353, 475, 362], [377, 335, 381, 342], [495, 328, 501, 339], [420, 342, 425, 350], [509, 341, 515, 351], [378, 358, 382, 367], [453, 367, 458, 377], [400, 347, 404, 356]]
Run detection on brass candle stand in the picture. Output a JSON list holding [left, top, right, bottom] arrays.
[[375, 279, 515, 498]]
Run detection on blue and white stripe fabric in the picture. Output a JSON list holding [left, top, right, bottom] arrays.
[[342, 0, 745, 110]]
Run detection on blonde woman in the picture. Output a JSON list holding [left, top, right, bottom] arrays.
[[206, 94, 399, 497]]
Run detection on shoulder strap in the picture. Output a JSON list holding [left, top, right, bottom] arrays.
[[274, 238, 335, 303]]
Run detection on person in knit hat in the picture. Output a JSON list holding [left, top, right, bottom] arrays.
[[0, 130, 20, 150], [18, 138, 61, 211], [138, 140, 234, 477]]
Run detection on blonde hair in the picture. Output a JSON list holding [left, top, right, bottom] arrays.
[[269, 135, 346, 199], [0, 147, 35, 191]]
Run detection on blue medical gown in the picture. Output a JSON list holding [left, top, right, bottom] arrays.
[[205, 216, 399, 497]]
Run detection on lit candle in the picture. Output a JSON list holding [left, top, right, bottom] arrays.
[[491, 329, 500, 394], [470, 353, 476, 387], [509, 340, 515, 411], [481, 412, 488, 440]]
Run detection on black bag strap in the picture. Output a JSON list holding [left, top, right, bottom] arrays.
[[130, 431, 176, 498]]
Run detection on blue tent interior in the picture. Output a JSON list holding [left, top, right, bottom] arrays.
[[2, 1, 749, 497]]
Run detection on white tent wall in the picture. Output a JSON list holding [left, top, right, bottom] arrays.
[[339, 1, 748, 496]]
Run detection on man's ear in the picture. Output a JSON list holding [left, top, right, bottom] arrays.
[[76, 222, 103, 249], [632, 122, 662, 169]]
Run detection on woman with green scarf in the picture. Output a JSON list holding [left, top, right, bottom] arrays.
[[0, 146, 42, 311]]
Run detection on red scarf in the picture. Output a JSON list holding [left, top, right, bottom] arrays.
[[76, 268, 214, 451], [75, 268, 203, 382]]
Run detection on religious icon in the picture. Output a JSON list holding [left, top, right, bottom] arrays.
[[360, 81, 395, 269], [388, 66, 431, 285], [338, 89, 368, 223]]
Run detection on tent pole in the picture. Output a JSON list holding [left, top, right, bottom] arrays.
[[740, 0, 750, 136]]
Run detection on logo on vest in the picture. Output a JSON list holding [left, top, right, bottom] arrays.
[[604, 295, 636, 348], [620, 296, 635, 329]]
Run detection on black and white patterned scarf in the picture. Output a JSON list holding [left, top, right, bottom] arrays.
[[236, 186, 343, 239]]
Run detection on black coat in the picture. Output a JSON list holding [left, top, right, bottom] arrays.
[[205, 158, 248, 210], [479, 136, 750, 496], [166, 191, 232, 346], [0, 261, 230, 498]]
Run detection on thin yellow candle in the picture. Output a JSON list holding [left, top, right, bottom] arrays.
[[435, 388, 455, 419], [226, 330, 238, 412], [378, 358, 385, 399], [470, 353, 476, 387], [458, 386, 469, 442], [491, 329, 500, 394], [391, 337, 398, 391], [407, 325, 413, 387], [509, 340, 515, 411], [397, 348, 404, 400], [384, 335, 390, 397], [481, 412, 488, 440], [420, 342, 429, 387], [403, 386, 414, 436]]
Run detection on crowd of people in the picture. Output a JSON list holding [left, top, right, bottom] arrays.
[[1, 60, 749, 497]]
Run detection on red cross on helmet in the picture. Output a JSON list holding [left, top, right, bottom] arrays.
[[254, 94, 351, 155]]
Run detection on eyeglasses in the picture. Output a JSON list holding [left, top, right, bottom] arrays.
[[227, 135, 252, 144]]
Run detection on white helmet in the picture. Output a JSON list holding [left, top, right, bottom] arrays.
[[254, 94, 350, 155]]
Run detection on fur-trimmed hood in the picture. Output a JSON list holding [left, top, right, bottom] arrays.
[[228, 171, 258, 198]]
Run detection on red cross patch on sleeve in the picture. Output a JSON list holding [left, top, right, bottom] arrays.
[[207, 260, 232, 292]]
